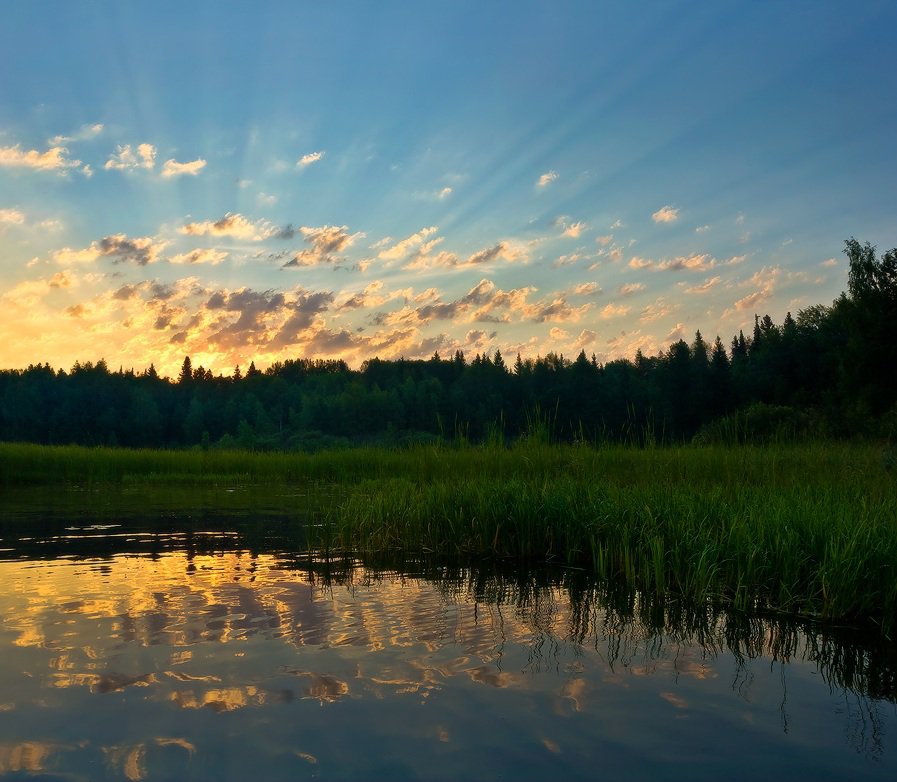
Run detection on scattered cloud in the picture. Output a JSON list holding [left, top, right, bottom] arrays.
[[378, 227, 439, 261], [596, 234, 614, 247], [600, 303, 630, 319], [283, 225, 364, 268], [554, 216, 586, 238], [537, 170, 558, 188], [298, 151, 325, 167], [549, 327, 569, 340], [733, 266, 780, 311], [573, 329, 597, 350], [683, 276, 721, 294], [640, 299, 674, 323], [657, 253, 715, 272], [628, 256, 653, 269], [573, 282, 601, 296], [161, 158, 206, 178], [54, 234, 166, 266], [652, 205, 679, 224], [404, 239, 528, 271], [618, 282, 645, 297], [820, 258, 837, 267], [49, 123, 104, 145], [181, 213, 273, 241], [695, 224, 710, 233], [0, 208, 25, 225], [0, 144, 82, 173], [105, 143, 156, 171], [169, 248, 229, 265], [553, 252, 583, 267], [665, 323, 686, 342]]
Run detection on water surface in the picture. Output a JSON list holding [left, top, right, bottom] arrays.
[[0, 517, 895, 781]]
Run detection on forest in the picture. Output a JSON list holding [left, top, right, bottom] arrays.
[[2, 239, 895, 450]]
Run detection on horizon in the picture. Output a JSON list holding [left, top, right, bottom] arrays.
[[2, 2, 896, 378]]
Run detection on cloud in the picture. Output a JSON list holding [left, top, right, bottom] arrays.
[[652, 205, 679, 223], [161, 158, 206, 178], [0, 144, 82, 173], [554, 216, 586, 238], [596, 234, 614, 247], [573, 282, 601, 296], [49, 123, 104, 145], [463, 241, 526, 267], [337, 280, 389, 310], [405, 239, 528, 271], [657, 253, 715, 272], [181, 213, 273, 241], [573, 329, 597, 350], [390, 278, 583, 327], [553, 252, 583, 268], [54, 234, 166, 266], [169, 248, 229, 265], [268, 291, 336, 349], [283, 225, 364, 268], [695, 224, 711, 233], [537, 170, 558, 188], [600, 303, 630, 319], [683, 276, 721, 294], [618, 282, 645, 297], [298, 151, 325, 167], [820, 258, 837, 267], [549, 327, 569, 340], [732, 266, 780, 311], [640, 299, 674, 323], [105, 143, 156, 171], [436, 186, 453, 199], [378, 227, 439, 261], [0, 208, 25, 225], [627, 253, 716, 272], [665, 323, 686, 342]]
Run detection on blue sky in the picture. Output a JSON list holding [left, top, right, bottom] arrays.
[[1, 1, 895, 376]]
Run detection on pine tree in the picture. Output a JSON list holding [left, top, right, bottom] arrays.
[[178, 356, 193, 385]]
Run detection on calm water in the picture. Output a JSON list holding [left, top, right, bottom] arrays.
[[0, 511, 895, 780]]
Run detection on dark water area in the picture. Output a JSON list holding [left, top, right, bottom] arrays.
[[0, 496, 896, 780]]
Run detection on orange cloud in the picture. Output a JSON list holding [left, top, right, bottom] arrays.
[[652, 205, 679, 223]]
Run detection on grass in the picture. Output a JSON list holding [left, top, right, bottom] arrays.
[[1, 439, 895, 634]]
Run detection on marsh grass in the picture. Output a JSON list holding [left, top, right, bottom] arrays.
[[2, 439, 895, 633]]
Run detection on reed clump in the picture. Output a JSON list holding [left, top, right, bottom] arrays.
[[1, 440, 894, 633]]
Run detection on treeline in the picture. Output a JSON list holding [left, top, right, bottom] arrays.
[[1, 239, 895, 449]]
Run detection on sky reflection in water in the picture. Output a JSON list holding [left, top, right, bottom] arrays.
[[0, 532, 895, 781]]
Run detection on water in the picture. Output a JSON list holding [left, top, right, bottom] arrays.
[[0, 514, 895, 780]]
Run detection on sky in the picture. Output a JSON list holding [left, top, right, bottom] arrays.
[[1, 1, 895, 378]]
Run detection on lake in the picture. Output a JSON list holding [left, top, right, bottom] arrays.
[[0, 502, 895, 780]]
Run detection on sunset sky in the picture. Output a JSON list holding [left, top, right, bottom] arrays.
[[2, 1, 895, 378]]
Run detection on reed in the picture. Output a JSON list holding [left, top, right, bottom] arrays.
[[2, 440, 894, 633]]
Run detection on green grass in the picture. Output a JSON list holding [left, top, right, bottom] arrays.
[[2, 439, 895, 634]]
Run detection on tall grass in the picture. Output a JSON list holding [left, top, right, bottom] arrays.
[[2, 439, 895, 633]]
